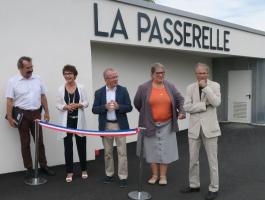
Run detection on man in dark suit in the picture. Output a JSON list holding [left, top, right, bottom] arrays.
[[92, 68, 132, 188]]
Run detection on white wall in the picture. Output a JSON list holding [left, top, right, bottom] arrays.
[[91, 42, 212, 145], [0, 0, 213, 174], [0, 0, 94, 174]]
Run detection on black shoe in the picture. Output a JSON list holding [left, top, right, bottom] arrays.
[[25, 168, 34, 178], [119, 179, 128, 188], [205, 191, 218, 200], [180, 186, 200, 193], [103, 176, 115, 184], [40, 166, 56, 176]]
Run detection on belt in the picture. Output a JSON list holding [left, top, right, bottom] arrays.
[[107, 120, 118, 123], [68, 116, 78, 119], [16, 107, 40, 112]]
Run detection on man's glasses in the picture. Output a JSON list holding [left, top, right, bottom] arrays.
[[106, 76, 118, 80], [155, 71, 165, 75], [196, 72, 208, 75]]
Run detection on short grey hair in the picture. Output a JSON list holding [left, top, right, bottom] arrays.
[[195, 62, 209, 73], [103, 68, 116, 79], [151, 63, 165, 74]]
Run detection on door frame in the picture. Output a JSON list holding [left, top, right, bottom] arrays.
[[227, 70, 252, 123]]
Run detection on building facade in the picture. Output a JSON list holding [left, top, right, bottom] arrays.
[[0, 0, 264, 174]]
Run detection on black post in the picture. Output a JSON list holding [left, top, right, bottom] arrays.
[[24, 120, 47, 185], [128, 127, 151, 200]]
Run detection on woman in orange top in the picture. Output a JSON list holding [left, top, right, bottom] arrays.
[[134, 63, 185, 185]]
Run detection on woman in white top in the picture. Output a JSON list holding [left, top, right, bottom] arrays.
[[56, 65, 89, 183]]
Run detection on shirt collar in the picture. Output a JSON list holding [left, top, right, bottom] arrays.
[[106, 85, 117, 92], [18, 73, 36, 81]]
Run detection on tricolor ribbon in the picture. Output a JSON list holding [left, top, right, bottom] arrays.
[[38, 120, 140, 136]]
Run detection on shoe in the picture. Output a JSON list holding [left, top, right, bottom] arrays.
[[40, 166, 56, 176], [148, 175, 158, 184], [205, 191, 218, 200], [159, 176, 167, 186], [119, 179, 128, 188], [180, 186, 200, 193], [103, 176, 115, 184], [81, 171, 88, 179], [66, 173, 73, 183], [25, 168, 34, 178]]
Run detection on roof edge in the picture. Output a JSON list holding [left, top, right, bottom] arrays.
[[112, 0, 265, 37]]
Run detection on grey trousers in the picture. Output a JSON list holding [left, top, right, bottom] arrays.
[[102, 122, 128, 180], [188, 129, 219, 192]]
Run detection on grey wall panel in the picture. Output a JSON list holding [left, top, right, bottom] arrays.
[[213, 57, 265, 123]]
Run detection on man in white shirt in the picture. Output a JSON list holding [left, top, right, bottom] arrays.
[[6, 56, 55, 177]]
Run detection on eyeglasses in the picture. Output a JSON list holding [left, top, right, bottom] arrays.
[[106, 76, 118, 80], [196, 72, 208, 75], [155, 71, 165, 75], [64, 72, 74, 76]]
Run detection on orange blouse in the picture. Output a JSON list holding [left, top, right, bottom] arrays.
[[149, 87, 172, 122]]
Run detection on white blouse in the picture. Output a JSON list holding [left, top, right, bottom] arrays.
[[56, 83, 89, 138]]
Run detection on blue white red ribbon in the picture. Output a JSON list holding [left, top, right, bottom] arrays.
[[38, 120, 139, 136]]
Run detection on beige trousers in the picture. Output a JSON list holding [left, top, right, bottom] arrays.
[[188, 128, 219, 192], [102, 122, 128, 179]]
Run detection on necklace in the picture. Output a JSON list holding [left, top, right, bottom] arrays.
[[67, 90, 75, 114], [68, 91, 75, 104], [66, 83, 76, 113], [66, 83, 76, 103]]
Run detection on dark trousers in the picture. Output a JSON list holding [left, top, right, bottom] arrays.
[[18, 109, 47, 169], [64, 118, 87, 173]]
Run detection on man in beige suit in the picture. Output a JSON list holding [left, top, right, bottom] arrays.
[[180, 63, 221, 200]]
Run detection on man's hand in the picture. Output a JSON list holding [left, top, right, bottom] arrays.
[[105, 102, 113, 111], [44, 112, 50, 122], [198, 80, 207, 88], [105, 100, 118, 111], [7, 116, 17, 128], [6, 98, 16, 127], [112, 101, 119, 110]]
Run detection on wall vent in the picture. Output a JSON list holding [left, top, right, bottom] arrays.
[[233, 102, 247, 119]]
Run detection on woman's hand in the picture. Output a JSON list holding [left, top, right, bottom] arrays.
[[64, 103, 82, 111], [178, 113, 186, 120], [64, 104, 74, 111]]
